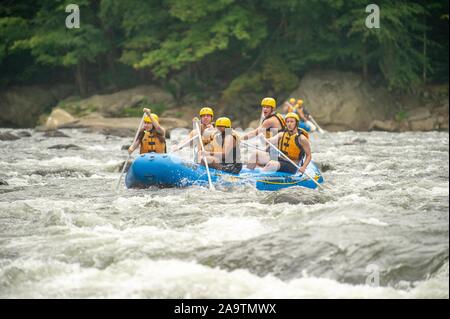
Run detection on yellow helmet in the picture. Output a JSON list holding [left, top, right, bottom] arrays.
[[297, 99, 304, 106], [289, 98, 296, 105], [151, 113, 160, 123], [199, 107, 214, 117], [144, 114, 159, 123], [261, 97, 276, 109], [215, 117, 231, 128], [285, 112, 300, 122]]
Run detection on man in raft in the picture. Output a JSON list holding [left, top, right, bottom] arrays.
[[128, 108, 166, 154], [281, 98, 297, 115], [172, 107, 216, 156], [294, 99, 316, 132], [199, 117, 243, 174], [257, 112, 312, 174], [243, 97, 287, 169]]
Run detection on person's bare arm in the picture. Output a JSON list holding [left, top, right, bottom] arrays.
[[142, 108, 165, 135], [298, 108, 308, 122], [298, 135, 311, 173], [150, 114, 165, 135], [128, 131, 143, 154], [243, 118, 274, 140]]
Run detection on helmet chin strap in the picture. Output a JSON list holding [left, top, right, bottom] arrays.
[[288, 123, 298, 133]]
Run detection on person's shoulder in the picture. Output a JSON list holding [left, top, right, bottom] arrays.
[[299, 133, 309, 142], [264, 116, 277, 126]]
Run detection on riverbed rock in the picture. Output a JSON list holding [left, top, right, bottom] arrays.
[[407, 107, 432, 121], [45, 108, 77, 130], [343, 137, 367, 145], [57, 115, 190, 137], [16, 131, 32, 137], [115, 160, 133, 173], [290, 70, 397, 131], [48, 144, 83, 150], [99, 128, 136, 138], [0, 132, 20, 141], [43, 130, 69, 138], [409, 118, 437, 131], [58, 85, 176, 117], [368, 120, 399, 132], [0, 84, 74, 127]]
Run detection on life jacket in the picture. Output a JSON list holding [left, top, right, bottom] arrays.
[[277, 129, 309, 164], [263, 112, 286, 139], [140, 129, 166, 154], [210, 130, 241, 164], [201, 124, 216, 146]]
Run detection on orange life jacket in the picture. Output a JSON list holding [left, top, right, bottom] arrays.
[[278, 129, 309, 163], [140, 130, 166, 154]]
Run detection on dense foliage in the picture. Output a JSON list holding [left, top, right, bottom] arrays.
[[0, 0, 448, 99]]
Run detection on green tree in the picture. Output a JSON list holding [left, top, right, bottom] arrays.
[[13, 0, 108, 96]]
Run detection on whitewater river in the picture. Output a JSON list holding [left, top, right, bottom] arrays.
[[0, 128, 448, 298]]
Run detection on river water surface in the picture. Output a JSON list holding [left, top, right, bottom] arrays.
[[0, 128, 448, 298]]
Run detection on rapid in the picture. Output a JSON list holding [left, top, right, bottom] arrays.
[[0, 128, 448, 298]]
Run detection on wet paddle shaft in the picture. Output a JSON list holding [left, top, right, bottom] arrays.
[[115, 113, 146, 192], [194, 119, 215, 190]]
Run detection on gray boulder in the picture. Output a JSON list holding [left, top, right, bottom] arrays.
[[290, 70, 396, 131], [0, 132, 20, 141], [43, 130, 69, 138], [45, 108, 77, 130], [0, 84, 74, 127], [407, 107, 432, 121], [58, 85, 176, 117], [48, 144, 83, 150]]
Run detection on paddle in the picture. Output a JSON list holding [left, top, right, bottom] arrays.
[[115, 113, 146, 192], [309, 116, 325, 134], [194, 119, 215, 190], [171, 134, 199, 153], [261, 136, 324, 190]]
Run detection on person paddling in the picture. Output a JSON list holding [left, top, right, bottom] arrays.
[[199, 117, 242, 174], [281, 98, 297, 115], [294, 99, 317, 132], [128, 108, 166, 154], [172, 107, 216, 156], [243, 97, 286, 169], [254, 112, 312, 174]]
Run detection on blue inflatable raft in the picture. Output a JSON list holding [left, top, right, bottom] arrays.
[[125, 153, 324, 191]]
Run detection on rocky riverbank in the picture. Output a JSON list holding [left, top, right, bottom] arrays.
[[1, 71, 448, 133]]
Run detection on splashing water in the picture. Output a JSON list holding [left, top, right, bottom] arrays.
[[0, 129, 448, 298]]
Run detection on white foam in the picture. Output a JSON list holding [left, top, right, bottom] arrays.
[[1, 259, 447, 299], [192, 217, 270, 244]]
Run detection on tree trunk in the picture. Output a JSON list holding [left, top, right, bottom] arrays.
[[362, 42, 368, 81], [75, 61, 88, 97], [422, 17, 427, 83]]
